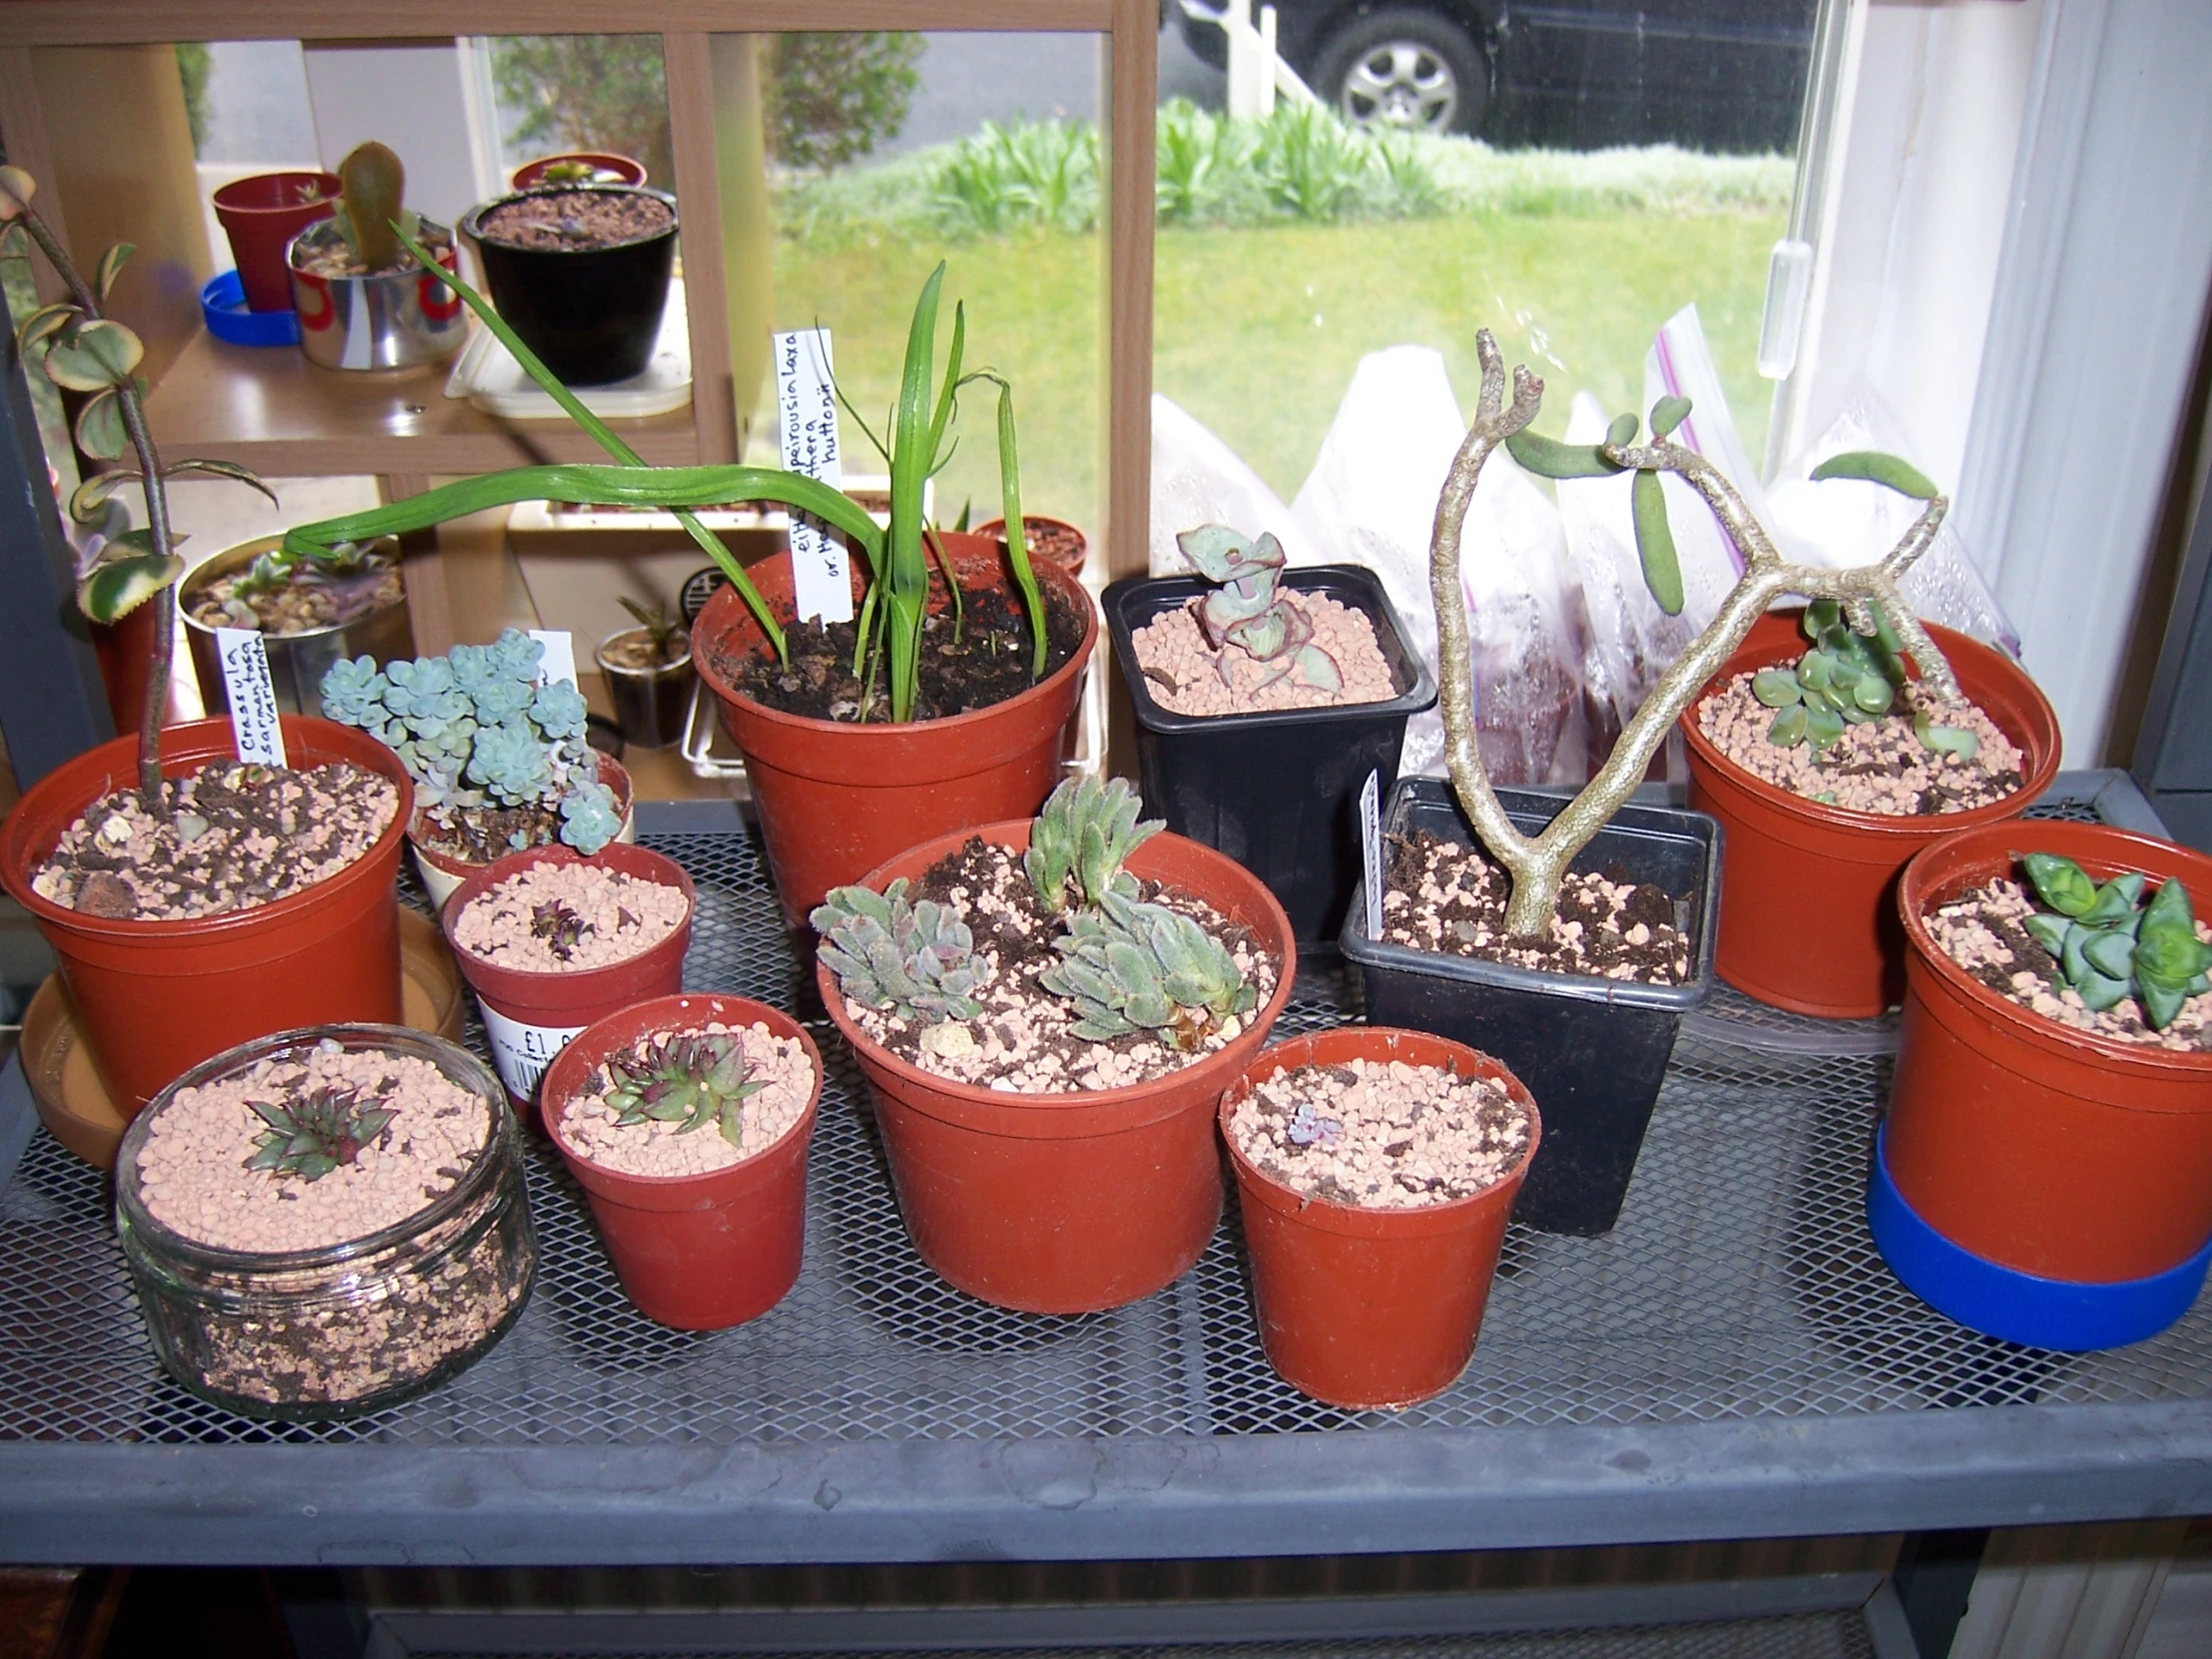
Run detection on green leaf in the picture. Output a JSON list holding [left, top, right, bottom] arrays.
[[13, 299, 77, 359], [991, 376, 1045, 679], [93, 242, 133, 303], [75, 551, 183, 622], [2080, 876, 2144, 927], [164, 457, 279, 508], [1914, 714, 1979, 761], [1852, 674, 1894, 716], [2081, 928, 2136, 981], [2061, 923, 2093, 987], [1631, 468, 1682, 615], [1504, 429, 1623, 479], [1798, 652, 1831, 693], [2142, 871, 2197, 936], [2140, 979, 2188, 1031], [1809, 449, 1939, 500], [1605, 411, 1639, 450], [73, 387, 127, 461], [1751, 668, 1802, 707], [68, 468, 142, 522], [42, 317, 142, 390], [1766, 704, 1808, 748], [1649, 394, 1692, 439], [1805, 702, 1846, 750], [2023, 913, 2070, 958], [2077, 970, 2132, 1013], [2021, 852, 2097, 916]]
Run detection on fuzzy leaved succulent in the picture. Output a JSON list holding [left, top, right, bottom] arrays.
[[1040, 891, 1257, 1048], [2019, 853, 2212, 1031], [1024, 775, 1163, 914], [1176, 524, 1344, 694], [244, 1084, 397, 1183], [813, 878, 984, 1023], [602, 1032, 766, 1147], [1751, 600, 1976, 760]]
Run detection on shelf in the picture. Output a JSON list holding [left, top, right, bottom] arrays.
[[143, 325, 707, 476]]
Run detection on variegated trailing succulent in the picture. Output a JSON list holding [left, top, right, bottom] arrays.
[[602, 1032, 766, 1148], [245, 1084, 397, 1183], [1749, 599, 1976, 759], [2018, 853, 2212, 1031], [1175, 525, 1343, 695]]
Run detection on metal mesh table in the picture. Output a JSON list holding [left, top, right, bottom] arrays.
[[3, 777, 2209, 1565]]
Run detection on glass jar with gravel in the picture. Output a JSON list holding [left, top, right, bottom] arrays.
[[114, 1024, 535, 1420]]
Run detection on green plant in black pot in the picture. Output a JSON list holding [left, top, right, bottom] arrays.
[[2019, 852, 2212, 1029]]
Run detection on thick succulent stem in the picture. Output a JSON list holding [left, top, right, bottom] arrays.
[[1434, 331, 1959, 938]]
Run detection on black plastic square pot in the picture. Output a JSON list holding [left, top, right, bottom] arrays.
[[462, 186, 678, 386], [1340, 779, 1721, 1236], [1103, 565, 1436, 949]]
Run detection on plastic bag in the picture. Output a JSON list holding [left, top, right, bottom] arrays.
[[1149, 393, 1317, 576]]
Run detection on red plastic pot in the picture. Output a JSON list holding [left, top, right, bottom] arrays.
[[443, 840, 695, 1117], [693, 533, 1095, 927], [1222, 1027, 1538, 1409], [510, 152, 647, 190], [975, 514, 1088, 572], [211, 171, 340, 312], [409, 751, 635, 911], [819, 821, 1297, 1314], [1681, 611, 2059, 1017], [1888, 822, 2212, 1282], [0, 716, 413, 1112], [542, 993, 821, 1330]]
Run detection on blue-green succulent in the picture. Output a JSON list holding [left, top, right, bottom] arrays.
[[1752, 599, 1976, 759], [2019, 852, 2212, 1031]]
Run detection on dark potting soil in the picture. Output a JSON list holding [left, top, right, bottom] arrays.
[[725, 577, 1083, 725], [30, 761, 399, 921], [1004, 518, 1084, 568], [413, 801, 567, 867], [1381, 828, 1694, 987], [830, 835, 1280, 1094], [476, 190, 673, 252]]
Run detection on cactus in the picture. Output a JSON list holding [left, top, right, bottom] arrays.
[[1175, 525, 1344, 694], [1040, 891, 1257, 1048], [333, 140, 411, 273], [2019, 852, 2212, 1031], [1024, 775, 1162, 914], [244, 1084, 397, 1183], [813, 878, 984, 1023], [602, 1032, 766, 1148], [1749, 599, 1976, 758]]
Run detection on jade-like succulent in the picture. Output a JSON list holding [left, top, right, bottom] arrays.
[[2019, 852, 2212, 1030], [1750, 600, 1976, 759], [603, 1032, 765, 1148], [1175, 525, 1344, 694], [813, 878, 984, 1023], [244, 1084, 397, 1183], [1040, 891, 1257, 1048], [1024, 775, 1162, 914]]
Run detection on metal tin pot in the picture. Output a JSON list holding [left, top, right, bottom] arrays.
[[180, 534, 413, 717], [595, 627, 695, 750], [287, 218, 466, 371]]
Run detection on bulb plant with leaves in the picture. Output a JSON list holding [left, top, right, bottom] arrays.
[[1024, 775, 1162, 915], [811, 877, 984, 1023], [616, 597, 690, 666], [1429, 328, 1968, 938], [1174, 525, 1344, 694], [0, 166, 277, 808], [2017, 853, 2212, 1032], [244, 1083, 397, 1183], [1751, 599, 1977, 759], [602, 1031, 768, 1149]]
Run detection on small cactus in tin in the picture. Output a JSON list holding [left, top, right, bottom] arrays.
[[245, 1084, 397, 1183], [1039, 891, 1257, 1048], [1024, 775, 1162, 915], [812, 878, 984, 1023], [1751, 599, 1976, 759], [2020, 852, 2212, 1031], [603, 1032, 766, 1147]]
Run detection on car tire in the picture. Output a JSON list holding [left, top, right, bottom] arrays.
[[1310, 8, 1488, 138]]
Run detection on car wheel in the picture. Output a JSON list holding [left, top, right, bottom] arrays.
[[1310, 8, 1488, 137]]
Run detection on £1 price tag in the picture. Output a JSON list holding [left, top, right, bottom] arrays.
[[774, 326, 851, 626], [477, 1000, 587, 1103], [1361, 770, 1383, 942], [214, 627, 288, 770]]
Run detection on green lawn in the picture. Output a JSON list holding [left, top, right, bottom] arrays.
[[768, 207, 1785, 528]]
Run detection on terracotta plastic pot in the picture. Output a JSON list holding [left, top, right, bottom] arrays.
[[542, 994, 821, 1330], [1222, 1027, 1539, 1409], [444, 840, 695, 1116], [410, 751, 635, 910], [819, 821, 1297, 1314], [211, 170, 339, 312], [511, 152, 647, 190], [975, 514, 1087, 572], [1681, 611, 2059, 1018], [694, 533, 1096, 927], [1887, 822, 2212, 1283], [0, 716, 413, 1112]]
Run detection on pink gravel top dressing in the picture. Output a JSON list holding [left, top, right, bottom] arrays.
[[1228, 1057, 1533, 1208], [560, 1022, 815, 1178], [1132, 593, 1397, 717], [452, 861, 688, 972], [134, 1041, 491, 1253]]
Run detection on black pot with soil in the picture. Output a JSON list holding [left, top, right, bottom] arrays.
[[1339, 778, 1720, 1237], [462, 186, 679, 385]]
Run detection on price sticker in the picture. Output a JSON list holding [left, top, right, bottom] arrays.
[[478, 1000, 587, 1104], [214, 627, 288, 769], [774, 326, 851, 625]]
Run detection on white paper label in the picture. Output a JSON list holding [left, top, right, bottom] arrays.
[[479, 999, 587, 1102], [213, 627, 287, 769], [773, 326, 851, 625], [528, 629, 578, 689], [1361, 770, 1383, 942]]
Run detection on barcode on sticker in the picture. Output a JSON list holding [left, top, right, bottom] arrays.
[[528, 630, 578, 689], [774, 326, 852, 626], [214, 627, 287, 769], [479, 1000, 587, 1103], [1361, 771, 1383, 942]]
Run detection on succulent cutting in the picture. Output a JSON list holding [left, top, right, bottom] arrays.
[[1040, 891, 1259, 1048], [812, 878, 984, 1023], [1750, 599, 1976, 758], [530, 900, 592, 962], [1024, 775, 1162, 915], [244, 1084, 398, 1183], [1175, 524, 1344, 694], [602, 1032, 767, 1148], [2019, 853, 2212, 1031]]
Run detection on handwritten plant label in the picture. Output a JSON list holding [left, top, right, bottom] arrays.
[[528, 629, 578, 690], [478, 999, 587, 1103], [214, 627, 287, 769], [774, 326, 851, 625], [1361, 770, 1383, 942]]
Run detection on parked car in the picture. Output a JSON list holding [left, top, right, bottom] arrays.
[[1171, 0, 1818, 153]]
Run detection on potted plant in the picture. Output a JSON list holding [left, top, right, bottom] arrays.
[[511, 152, 648, 190], [811, 777, 1295, 1314], [289, 143, 466, 371], [282, 246, 1093, 927], [976, 512, 1086, 572], [113, 1023, 535, 1418], [0, 165, 416, 1113], [1103, 525, 1436, 947], [1342, 330, 1989, 1235], [1680, 601, 2059, 1018], [595, 598, 694, 750], [180, 531, 412, 717], [461, 183, 679, 385], [319, 629, 633, 908], [539, 993, 823, 1330], [1874, 824, 2212, 1350], [209, 169, 339, 312], [443, 840, 695, 1115], [1221, 1025, 1539, 1409]]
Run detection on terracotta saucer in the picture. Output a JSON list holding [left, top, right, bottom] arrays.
[[22, 908, 466, 1172]]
